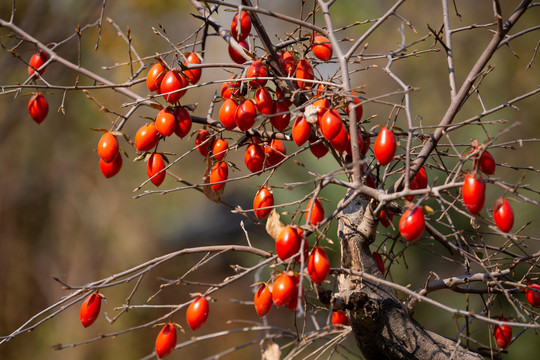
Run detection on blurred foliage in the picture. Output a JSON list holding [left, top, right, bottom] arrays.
[[0, 0, 538, 359]]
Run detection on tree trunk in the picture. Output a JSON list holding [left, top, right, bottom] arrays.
[[336, 190, 482, 360]]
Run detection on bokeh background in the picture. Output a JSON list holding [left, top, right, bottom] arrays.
[[0, 1, 538, 359]]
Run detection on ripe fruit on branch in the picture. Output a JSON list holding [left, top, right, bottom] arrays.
[[97, 131, 119, 163], [264, 139, 286, 167], [212, 138, 228, 161], [195, 129, 213, 157], [373, 126, 396, 166], [186, 297, 209, 331], [307, 247, 330, 284], [272, 273, 296, 307], [146, 63, 165, 92], [494, 320, 512, 349], [276, 225, 303, 261], [99, 153, 122, 178], [210, 161, 228, 192], [147, 153, 166, 187], [311, 34, 332, 61], [306, 198, 324, 226], [292, 116, 312, 146], [231, 10, 251, 42], [309, 138, 328, 158], [155, 322, 177, 359], [28, 51, 48, 77], [279, 51, 296, 75], [174, 106, 192, 138], [28, 93, 48, 124], [479, 150, 496, 175], [415, 167, 428, 189], [155, 108, 177, 137], [493, 197, 514, 233], [235, 99, 257, 131], [254, 87, 274, 115], [462, 174, 485, 215], [320, 109, 343, 141], [332, 311, 349, 328], [80, 292, 101, 328], [345, 131, 365, 157], [228, 40, 249, 64], [184, 52, 202, 84], [526, 281, 540, 307], [329, 125, 348, 152], [295, 59, 314, 90], [253, 187, 274, 220], [271, 101, 291, 131], [244, 142, 265, 173], [135, 123, 159, 152], [254, 283, 272, 317], [219, 98, 239, 130], [379, 210, 393, 228], [221, 77, 244, 98], [345, 92, 363, 123], [399, 206, 425, 242], [246, 60, 268, 87], [160, 70, 187, 104]]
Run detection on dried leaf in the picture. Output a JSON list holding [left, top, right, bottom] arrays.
[[265, 209, 284, 241], [423, 205, 435, 215], [304, 104, 318, 124], [261, 339, 281, 360], [202, 160, 222, 202]]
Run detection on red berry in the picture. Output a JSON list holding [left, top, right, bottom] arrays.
[[292, 116, 312, 146], [329, 125, 349, 153], [307, 247, 330, 284], [231, 11, 251, 42], [264, 139, 286, 167], [219, 98, 239, 130], [494, 321, 512, 349], [526, 282, 540, 307], [80, 292, 101, 328], [254, 284, 272, 317], [320, 109, 343, 141], [155, 108, 177, 137], [309, 139, 328, 158], [254, 87, 274, 115], [373, 126, 396, 166], [160, 70, 187, 104], [379, 209, 393, 228], [276, 225, 302, 261], [345, 131, 365, 157], [399, 206, 425, 242], [332, 311, 349, 328], [312, 34, 332, 61], [344, 92, 364, 123], [253, 187, 274, 220], [296, 59, 314, 90], [184, 52, 202, 84], [146, 63, 165, 92], [279, 51, 296, 75], [493, 198, 514, 232], [186, 297, 209, 331], [28, 51, 48, 77], [479, 150, 496, 175], [99, 152, 123, 178], [147, 153, 166, 187], [246, 60, 268, 87], [221, 77, 244, 98], [462, 174, 485, 215], [306, 198, 324, 226], [271, 101, 291, 132], [228, 40, 249, 64], [212, 138, 229, 161], [28, 93, 49, 124], [97, 131, 119, 163], [195, 129, 213, 157], [415, 167, 428, 189], [244, 142, 265, 173], [272, 273, 296, 307], [155, 323, 177, 359], [135, 123, 159, 152], [174, 106, 192, 138], [235, 99, 257, 131], [210, 161, 228, 191]]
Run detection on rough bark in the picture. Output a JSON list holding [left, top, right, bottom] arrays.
[[335, 190, 482, 360]]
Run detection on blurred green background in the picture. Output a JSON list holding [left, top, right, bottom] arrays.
[[0, 1, 538, 359]]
